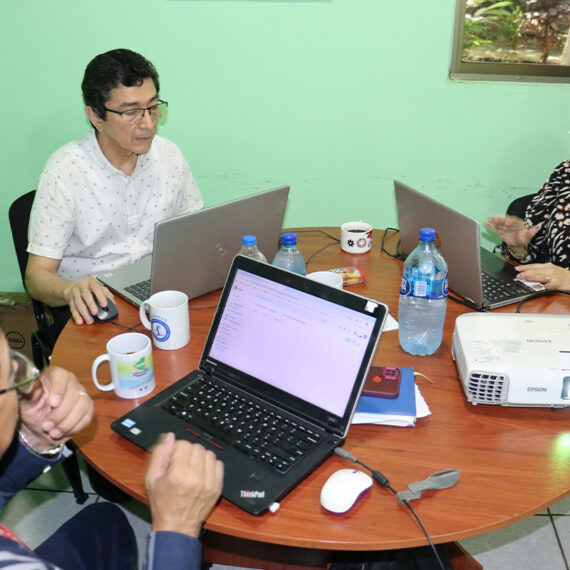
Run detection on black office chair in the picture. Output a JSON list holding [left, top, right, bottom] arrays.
[[8, 190, 88, 504], [8, 190, 71, 368], [507, 193, 535, 219], [9, 190, 129, 504]]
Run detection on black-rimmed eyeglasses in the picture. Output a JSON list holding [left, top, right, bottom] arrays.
[[103, 99, 168, 125], [0, 349, 41, 398]]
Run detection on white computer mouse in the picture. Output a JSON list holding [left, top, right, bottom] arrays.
[[320, 468, 373, 514]]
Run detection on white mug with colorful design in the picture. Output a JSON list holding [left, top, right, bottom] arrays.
[[91, 333, 155, 399]]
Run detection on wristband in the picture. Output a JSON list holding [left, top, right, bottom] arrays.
[[507, 244, 528, 260], [18, 430, 65, 458]]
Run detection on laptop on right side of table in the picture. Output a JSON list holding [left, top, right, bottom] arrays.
[[394, 180, 544, 310]]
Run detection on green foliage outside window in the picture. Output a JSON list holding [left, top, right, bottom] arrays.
[[451, 0, 570, 81], [462, 0, 570, 64], [463, 1, 523, 50]]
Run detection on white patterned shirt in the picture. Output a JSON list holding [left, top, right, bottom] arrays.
[[28, 130, 204, 281]]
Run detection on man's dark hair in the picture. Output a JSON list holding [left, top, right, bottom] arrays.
[[81, 48, 160, 121]]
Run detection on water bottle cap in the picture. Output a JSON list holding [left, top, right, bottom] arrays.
[[242, 235, 257, 246], [419, 227, 436, 241], [281, 232, 298, 245]]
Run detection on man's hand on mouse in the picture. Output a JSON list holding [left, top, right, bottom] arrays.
[[62, 277, 114, 325]]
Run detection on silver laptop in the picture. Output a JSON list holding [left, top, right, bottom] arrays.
[[394, 180, 542, 310], [96, 185, 289, 306]]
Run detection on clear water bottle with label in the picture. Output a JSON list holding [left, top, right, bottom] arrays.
[[398, 227, 448, 356], [272, 232, 306, 275], [239, 235, 267, 262]]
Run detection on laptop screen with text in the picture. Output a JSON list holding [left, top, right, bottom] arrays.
[[209, 268, 377, 417]]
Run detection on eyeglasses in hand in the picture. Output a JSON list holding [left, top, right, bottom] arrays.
[[0, 349, 41, 398]]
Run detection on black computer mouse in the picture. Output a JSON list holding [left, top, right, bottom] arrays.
[[93, 297, 119, 323]]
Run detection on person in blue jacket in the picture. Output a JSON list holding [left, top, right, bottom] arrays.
[[0, 327, 224, 569]]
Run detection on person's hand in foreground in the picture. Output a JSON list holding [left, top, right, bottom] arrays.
[[19, 366, 94, 453], [146, 433, 224, 538]]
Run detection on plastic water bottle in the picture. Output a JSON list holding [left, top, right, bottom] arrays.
[[239, 235, 267, 262], [272, 232, 306, 275], [398, 227, 448, 356]]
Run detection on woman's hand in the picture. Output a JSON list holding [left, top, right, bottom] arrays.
[[484, 215, 539, 247], [515, 262, 570, 291]]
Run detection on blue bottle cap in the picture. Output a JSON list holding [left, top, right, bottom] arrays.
[[281, 232, 298, 245], [419, 227, 436, 241], [242, 235, 257, 246]]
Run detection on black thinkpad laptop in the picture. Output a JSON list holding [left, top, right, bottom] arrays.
[[112, 255, 387, 515]]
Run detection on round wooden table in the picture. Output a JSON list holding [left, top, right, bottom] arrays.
[[52, 228, 570, 569]]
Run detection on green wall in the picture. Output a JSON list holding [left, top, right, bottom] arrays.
[[3, 0, 569, 292]]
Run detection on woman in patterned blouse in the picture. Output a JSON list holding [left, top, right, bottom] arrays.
[[485, 160, 570, 291]]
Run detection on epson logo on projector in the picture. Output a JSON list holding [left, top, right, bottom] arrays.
[[527, 387, 547, 392]]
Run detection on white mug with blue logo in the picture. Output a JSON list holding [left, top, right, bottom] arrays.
[[139, 290, 190, 350], [91, 332, 155, 399]]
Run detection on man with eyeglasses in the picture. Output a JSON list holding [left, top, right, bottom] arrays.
[[0, 328, 223, 569], [25, 48, 204, 329]]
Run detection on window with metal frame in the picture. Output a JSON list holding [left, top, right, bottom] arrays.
[[450, 0, 570, 83]]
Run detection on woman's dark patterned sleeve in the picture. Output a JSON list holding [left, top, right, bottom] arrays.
[[524, 161, 570, 268]]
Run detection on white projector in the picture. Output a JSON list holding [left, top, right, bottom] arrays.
[[452, 313, 570, 407]]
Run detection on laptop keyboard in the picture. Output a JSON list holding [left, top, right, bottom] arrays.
[[482, 272, 531, 304], [124, 279, 151, 302], [161, 375, 321, 474]]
